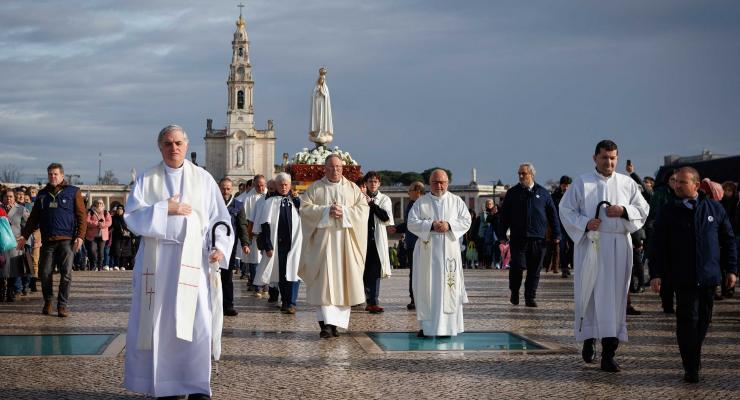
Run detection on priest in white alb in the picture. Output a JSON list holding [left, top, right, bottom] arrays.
[[235, 174, 266, 294], [559, 140, 649, 373], [123, 125, 234, 399], [299, 154, 369, 339], [407, 169, 471, 337], [253, 172, 303, 314]]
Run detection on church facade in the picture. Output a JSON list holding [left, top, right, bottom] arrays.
[[204, 12, 275, 183]]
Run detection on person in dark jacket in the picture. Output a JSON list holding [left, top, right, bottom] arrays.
[[18, 163, 87, 318], [650, 167, 737, 383], [219, 177, 249, 317], [110, 206, 134, 270], [498, 162, 560, 307], [389, 181, 425, 310], [648, 170, 679, 313], [550, 175, 573, 278]]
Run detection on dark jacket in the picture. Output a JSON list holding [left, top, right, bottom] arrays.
[[394, 200, 418, 249], [498, 183, 560, 242], [650, 192, 737, 288], [225, 196, 249, 248], [22, 181, 87, 242]]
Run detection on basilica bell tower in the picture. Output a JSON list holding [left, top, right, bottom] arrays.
[[205, 7, 276, 183]]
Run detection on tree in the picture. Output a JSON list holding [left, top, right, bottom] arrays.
[[399, 172, 424, 185], [0, 163, 22, 183], [100, 169, 119, 185], [377, 170, 403, 186], [421, 167, 453, 184]]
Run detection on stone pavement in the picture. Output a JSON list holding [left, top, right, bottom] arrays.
[[0, 269, 738, 399]]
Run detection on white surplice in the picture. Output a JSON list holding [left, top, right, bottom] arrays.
[[236, 188, 264, 264], [559, 170, 649, 342], [252, 196, 302, 286], [123, 161, 233, 397], [370, 191, 394, 278], [408, 191, 471, 336]]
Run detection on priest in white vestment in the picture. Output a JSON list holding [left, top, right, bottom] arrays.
[[123, 125, 234, 399], [408, 169, 471, 337], [559, 140, 649, 373], [299, 154, 369, 338], [253, 172, 303, 313], [236, 175, 266, 294]]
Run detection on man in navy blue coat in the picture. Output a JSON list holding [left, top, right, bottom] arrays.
[[650, 166, 737, 383], [498, 163, 561, 307]]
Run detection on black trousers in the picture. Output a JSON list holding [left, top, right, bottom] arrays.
[[508, 238, 546, 300], [408, 251, 414, 302], [660, 277, 675, 311], [221, 246, 237, 310], [675, 286, 715, 373]]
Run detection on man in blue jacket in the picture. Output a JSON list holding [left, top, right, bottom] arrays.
[[389, 181, 425, 310], [650, 166, 737, 383], [498, 163, 560, 307]]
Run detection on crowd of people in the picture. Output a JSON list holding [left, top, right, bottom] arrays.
[[1, 130, 737, 397]]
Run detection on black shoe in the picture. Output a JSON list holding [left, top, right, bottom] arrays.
[[683, 370, 699, 383], [223, 308, 238, 317], [600, 357, 621, 372], [525, 299, 537, 308], [407, 302, 416, 310], [581, 339, 596, 363], [626, 305, 641, 315], [319, 321, 332, 339], [331, 325, 339, 337], [417, 330, 427, 338], [188, 394, 211, 400], [510, 292, 519, 305]]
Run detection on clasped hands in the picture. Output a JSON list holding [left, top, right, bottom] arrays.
[[432, 220, 450, 233], [329, 203, 343, 219], [587, 205, 625, 231]]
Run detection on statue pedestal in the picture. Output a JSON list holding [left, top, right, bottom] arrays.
[[289, 164, 363, 192]]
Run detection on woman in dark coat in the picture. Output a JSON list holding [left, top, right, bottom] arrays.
[[110, 206, 134, 270]]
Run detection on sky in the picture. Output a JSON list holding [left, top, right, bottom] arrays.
[[1, 0, 739, 186]]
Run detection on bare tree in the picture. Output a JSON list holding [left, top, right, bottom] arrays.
[[100, 169, 119, 185], [0, 163, 22, 183]]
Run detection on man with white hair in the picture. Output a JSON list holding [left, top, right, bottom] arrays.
[[123, 124, 234, 399], [408, 169, 471, 337], [299, 154, 369, 338], [254, 172, 302, 314], [498, 162, 561, 308]]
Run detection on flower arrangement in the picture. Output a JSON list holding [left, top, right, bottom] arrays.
[[291, 145, 357, 166]]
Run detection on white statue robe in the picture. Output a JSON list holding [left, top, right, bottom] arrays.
[[559, 170, 649, 342], [408, 191, 471, 336], [123, 162, 233, 397], [310, 81, 333, 144], [236, 188, 264, 264], [299, 177, 368, 328], [370, 191, 395, 278], [252, 196, 302, 286]]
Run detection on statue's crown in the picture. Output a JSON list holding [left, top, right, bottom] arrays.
[[319, 67, 328, 76]]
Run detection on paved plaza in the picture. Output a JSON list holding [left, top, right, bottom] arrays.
[[0, 269, 738, 399]]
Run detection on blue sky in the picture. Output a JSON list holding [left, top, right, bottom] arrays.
[[1, 0, 739, 185]]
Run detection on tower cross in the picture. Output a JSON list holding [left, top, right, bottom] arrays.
[[238, 3, 244, 16]]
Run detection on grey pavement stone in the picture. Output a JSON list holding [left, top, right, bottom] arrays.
[[0, 269, 738, 399]]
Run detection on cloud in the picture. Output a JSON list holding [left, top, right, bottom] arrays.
[[1, 0, 739, 185]]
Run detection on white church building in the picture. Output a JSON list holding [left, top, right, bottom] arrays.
[[204, 11, 275, 184]]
